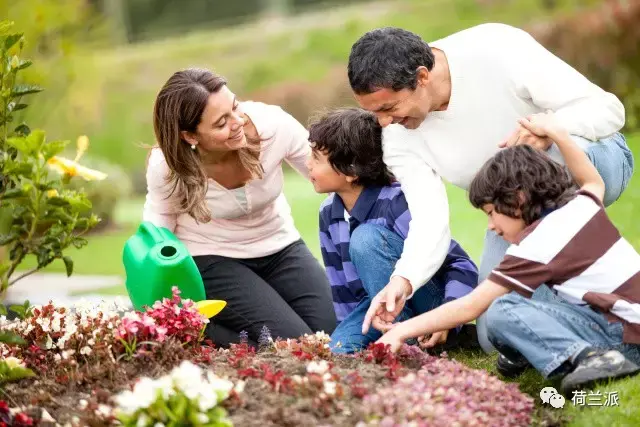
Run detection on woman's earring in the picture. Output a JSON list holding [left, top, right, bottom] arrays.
[[191, 144, 196, 150]]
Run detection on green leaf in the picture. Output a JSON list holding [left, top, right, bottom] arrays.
[[6, 136, 29, 153], [4, 34, 22, 51], [0, 234, 16, 245], [17, 59, 31, 70], [0, 305, 6, 316], [26, 129, 45, 151], [8, 102, 27, 113], [13, 123, 30, 136], [0, 188, 24, 199], [72, 237, 87, 249], [10, 84, 43, 99], [46, 196, 70, 207], [41, 139, 67, 160], [63, 256, 73, 277], [0, 330, 26, 345]]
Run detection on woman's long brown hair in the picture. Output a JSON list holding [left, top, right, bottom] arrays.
[[153, 68, 263, 223]]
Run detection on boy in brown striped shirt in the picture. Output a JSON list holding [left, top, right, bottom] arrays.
[[367, 112, 640, 394]]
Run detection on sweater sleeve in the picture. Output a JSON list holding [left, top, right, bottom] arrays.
[[142, 148, 178, 232], [504, 24, 624, 141], [382, 126, 451, 297]]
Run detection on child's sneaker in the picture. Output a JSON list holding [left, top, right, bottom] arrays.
[[561, 349, 640, 394], [496, 353, 531, 378]]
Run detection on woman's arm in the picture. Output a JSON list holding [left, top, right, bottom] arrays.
[[142, 148, 179, 232]]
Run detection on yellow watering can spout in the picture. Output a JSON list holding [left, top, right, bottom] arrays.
[[196, 300, 227, 318]]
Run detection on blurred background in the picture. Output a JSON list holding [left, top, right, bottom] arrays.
[[2, 0, 639, 296]]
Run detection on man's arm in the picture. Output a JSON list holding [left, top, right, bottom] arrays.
[[506, 25, 624, 141], [382, 126, 451, 297]]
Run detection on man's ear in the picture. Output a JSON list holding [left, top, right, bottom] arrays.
[[180, 130, 198, 147], [416, 66, 430, 87]]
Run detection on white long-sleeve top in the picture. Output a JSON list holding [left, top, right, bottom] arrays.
[[143, 101, 311, 258], [384, 23, 625, 295]]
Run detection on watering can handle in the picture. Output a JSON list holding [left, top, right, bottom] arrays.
[[138, 221, 167, 245]]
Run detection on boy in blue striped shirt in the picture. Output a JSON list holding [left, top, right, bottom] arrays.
[[306, 107, 479, 353]]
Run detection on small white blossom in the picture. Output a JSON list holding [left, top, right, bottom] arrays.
[[306, 360, 330, 375], [323, 381, 337, 396], [196, 413, 209, 423], [80, 346, 92, 356], [3, 356, 25, 369], [45, 334, 53, 349], [78, 399, 88, 410]]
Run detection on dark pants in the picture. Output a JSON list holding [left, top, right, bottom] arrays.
[[193, 239, 337, 348]]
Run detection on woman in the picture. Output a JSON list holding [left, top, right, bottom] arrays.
[[143, 68, 337, 347]]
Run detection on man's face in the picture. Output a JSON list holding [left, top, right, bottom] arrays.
[[354, 86, 430, 130]]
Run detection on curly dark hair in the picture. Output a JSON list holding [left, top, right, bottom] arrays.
[[308, 107, 394, 187], [469, 145, 578, 225], [348, 27, 435, 94]]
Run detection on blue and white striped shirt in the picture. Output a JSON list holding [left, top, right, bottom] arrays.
[[319, 183, 479, 322]]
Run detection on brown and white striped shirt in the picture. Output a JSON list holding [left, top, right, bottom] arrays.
[[489, 190, 640, 344]]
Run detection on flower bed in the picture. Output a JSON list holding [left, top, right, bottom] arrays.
[[0, 288, 535, 426]]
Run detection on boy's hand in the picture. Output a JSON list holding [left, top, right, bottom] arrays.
[[517, 112, 566, 140], [362, 276, 412, 334], [375, 327, 406, 353], [418, 330, 449, 349]]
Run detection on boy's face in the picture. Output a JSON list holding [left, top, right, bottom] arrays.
[[482, 203, 526, 243], [305, 146, 352, 193]]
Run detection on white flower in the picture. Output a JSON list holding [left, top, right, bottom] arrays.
[[78, 399, 88, 410], [62, 349, 75, 360], [54, 354, 61, 362], [114, 390, 140, 415], [96, 404, 112, 418], [234, 380, 246, 394], [323, 381, 337, 396], [45, 334, 53, 349], [196, 413, 209, 423], [80, 346, 92, 356], [155, 375, 175, 400], [306, 360, 329, 375], [153, 423, 165, 427], [171, 361, 203, 394], [136, 413, 150, 427], [3, 356, 25, 369], [88, 338, 96, 346], [132, 377, 160, 409], [197, 387, 218, 412]]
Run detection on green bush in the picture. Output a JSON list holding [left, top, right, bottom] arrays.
[[0, 21, 102, 293]]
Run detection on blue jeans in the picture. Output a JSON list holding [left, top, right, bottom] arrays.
[[330, 224, 444, 353], [486, 285, 640, 378], [477, 132, 635, 353]]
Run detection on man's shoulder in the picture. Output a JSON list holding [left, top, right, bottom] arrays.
[[431, 23, 528, 47]]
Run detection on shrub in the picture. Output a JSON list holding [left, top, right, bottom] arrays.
[[0, 21, 104, 292]]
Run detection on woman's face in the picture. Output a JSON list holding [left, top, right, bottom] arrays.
[[182, 86, 247, 153]]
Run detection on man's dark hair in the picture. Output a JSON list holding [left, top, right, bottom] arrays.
[[308, 107, 394, 187], [469, 145, 578, 225], [348, 27, 435, 94]]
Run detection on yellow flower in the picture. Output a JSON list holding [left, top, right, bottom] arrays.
[[46, 189, 59, 198], [47, 135, 107, 181]]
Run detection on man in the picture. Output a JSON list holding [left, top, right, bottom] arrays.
[[347, 23, 634, 366]]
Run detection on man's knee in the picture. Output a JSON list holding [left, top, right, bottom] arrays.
[[583, 133, 634, 206]]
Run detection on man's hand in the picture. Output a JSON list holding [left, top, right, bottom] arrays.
[[499, 123, 553, 151], [517, 112, 566, 140], [418, 330, 449, 349], [362, 276, 412, 335]]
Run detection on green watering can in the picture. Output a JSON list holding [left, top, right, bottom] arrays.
[[122, 221, 226, 318]]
